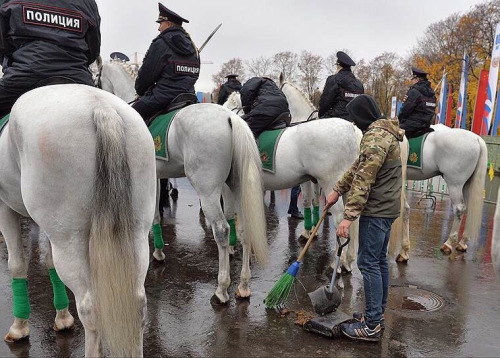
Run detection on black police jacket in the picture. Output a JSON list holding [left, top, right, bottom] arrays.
[[398, 80, 436, 133], [240, 77, 289, 119], [135, 26, 200, 110], [217, 78, 242, 105], [318, 68, 364, 120], [0, 0, 100, 88]]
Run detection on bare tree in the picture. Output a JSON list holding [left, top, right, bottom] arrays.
[[246, 56, 274, 78], [272, 51, 298, 82], [298, 51, 324, 100]]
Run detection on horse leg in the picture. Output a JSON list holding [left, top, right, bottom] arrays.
[[40, 233, 74, 331], [312, 182, 321, 226], [198, 190, 231, 304], [300, 181, 313, 239], [0, 203, 31, 342], [221, 184, 237, 256], [232, 191, 252, 299], [441, 185, 466, 254], [396, 198, 411, 262], [152, 179, 166, 261]]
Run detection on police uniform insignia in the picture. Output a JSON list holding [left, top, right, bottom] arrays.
[[260, 151, 269, 163], [409, 152, 418, 163], [154, 135, 162, 152], [23, 4, 83, 33]]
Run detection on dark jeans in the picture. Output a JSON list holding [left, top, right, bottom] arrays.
[[357, 215, 395, 328], [288, 185, 301, 214], [132, 100, 162, 124], [0, 84, 29, 118]]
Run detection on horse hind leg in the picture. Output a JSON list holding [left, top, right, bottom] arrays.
[[199, 191, 231, 304], [232, 189, 252, 299], [0, 203, 30, 342], [441, 185, 466, 255], [299, 181, 314, 239], [40, 232, 75, 331], [221, 184, 237, 256], [152, 179, 166, 262]]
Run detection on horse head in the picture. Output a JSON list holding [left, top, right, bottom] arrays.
[[223, 91, 243, 114], [280, 80, 318, 123], [100, 60, 137, 103]]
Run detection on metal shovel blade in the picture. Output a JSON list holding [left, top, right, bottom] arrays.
[[308, 285, 341, 316]]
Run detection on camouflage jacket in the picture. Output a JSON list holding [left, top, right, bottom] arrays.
[[333, 118, 404, 221]]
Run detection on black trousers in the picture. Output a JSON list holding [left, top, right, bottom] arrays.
[[244, 114, 283, 138], [0, 84, 29, 118]]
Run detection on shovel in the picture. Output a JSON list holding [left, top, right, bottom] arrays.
[[308, 235, 351, 316]]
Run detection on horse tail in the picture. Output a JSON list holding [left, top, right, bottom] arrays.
[[228, 114, 268, 264], [89, 107, 141, 357], [389, 136, 409, 255], [463, 136, 488, 242]]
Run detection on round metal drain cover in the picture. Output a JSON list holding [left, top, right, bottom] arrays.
[[387, 286, 444, 312]]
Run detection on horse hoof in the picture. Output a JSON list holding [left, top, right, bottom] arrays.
[[341, 266, 353, 274], [440, 244, 452, 255], [455, 243, 468, 252], [4, 325, 29, 343], [210, 294, 229, 306], [229, 246, 235, 256], [235, 288, 251, 300], [395, 254, 409, 263], [153, 250, 165, 262], [54, 309, 75, 332]]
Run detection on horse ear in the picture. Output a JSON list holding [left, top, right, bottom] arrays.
[[279, 72, 284, 86]]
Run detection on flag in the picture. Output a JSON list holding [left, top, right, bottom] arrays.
[[472, 69, 489, 135], [489, 163, 495, 182], [484, 22, 500, 134], [436, 72, 447, 124], [446, 84, 453, 127], [456, 51, 469, 129], [390, 96, 397, 118]]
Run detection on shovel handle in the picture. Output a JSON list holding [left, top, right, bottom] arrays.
[[297, 209, 329, 262], [336, 235, 351, 256]]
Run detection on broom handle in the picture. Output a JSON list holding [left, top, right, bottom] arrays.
[[297, 209, 329, 263]]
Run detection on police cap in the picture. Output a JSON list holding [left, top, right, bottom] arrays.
[[336, 51, 356, 67], [411, 66, 428, 78], [156, 3, 189, 25], [225, 74, 239, 79]]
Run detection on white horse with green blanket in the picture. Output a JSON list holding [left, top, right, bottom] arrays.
[[0, 84, 157, 356], [96, 60, 269, 305]]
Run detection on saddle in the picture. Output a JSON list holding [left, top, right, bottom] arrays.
[[162, 93, 198, 113], [32, 76, 76, 88]]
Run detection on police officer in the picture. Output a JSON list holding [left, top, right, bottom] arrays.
[[217, 74, 242, 105], [0, 0, 101, 118], [240, 76, 290, 138], [318, 51, 364, 120], [398, 67, 437, 138], [133, 3, 200, 123]]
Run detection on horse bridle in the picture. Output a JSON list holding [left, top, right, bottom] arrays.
[[231, 107, 244, 115]]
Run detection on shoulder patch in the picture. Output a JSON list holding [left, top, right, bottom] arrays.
[[173, 62, 200, 76]]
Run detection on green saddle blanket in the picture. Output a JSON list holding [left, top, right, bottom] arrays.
[[407, 133, 429, 169], [0, 114, 9, 134], [149, 109, 181, 160], [258, 128, 285, 173]]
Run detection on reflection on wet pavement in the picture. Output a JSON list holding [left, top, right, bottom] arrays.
[[0, 180, 499, 357]]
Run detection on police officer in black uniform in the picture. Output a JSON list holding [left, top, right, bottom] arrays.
[[0, 0, 101, 118], [318, 51, 364, 120], [217, 74, 242, 105], [133, 3, 200, 123], [398, 67, 437, 138], [240, 76, 290, 138]]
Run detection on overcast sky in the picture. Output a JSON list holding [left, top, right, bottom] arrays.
[[96, 0, 486, 92]]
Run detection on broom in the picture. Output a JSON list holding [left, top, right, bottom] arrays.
[[264, 209, 329, 309]]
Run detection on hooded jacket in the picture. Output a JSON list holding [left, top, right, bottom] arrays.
[[334, 96, 404, 220], [217, 78, 242, 105], [0, 0, 100, 88], [240, 77, 289, 119], [135, 25, 200, 110], [318, 68, 364, 120], [398, 79, 436, 134]]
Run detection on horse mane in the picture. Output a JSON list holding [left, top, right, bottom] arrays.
[[110, 59, 138, 80], [282, 81, 316, 109], [227, 91, 241, 106]]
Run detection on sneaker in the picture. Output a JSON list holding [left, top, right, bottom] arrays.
[[341, 321, 381, 342], [352, 312, 385, 329]]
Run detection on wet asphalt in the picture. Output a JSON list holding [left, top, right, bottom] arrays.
[[0, 178, 499, 357]]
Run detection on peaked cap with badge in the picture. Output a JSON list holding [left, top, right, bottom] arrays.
[[411, 66, 428, 79], [337, 51, 356, 67], [156, 3, 189, 25]]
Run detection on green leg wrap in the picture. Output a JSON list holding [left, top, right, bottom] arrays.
[[153, 223, 164, 250], [228, 218, 237, 246], [12, 278, 30, 319], [312, 206, 320, 226], [304, 207, 312, 231], [49, 268, 69, 311]]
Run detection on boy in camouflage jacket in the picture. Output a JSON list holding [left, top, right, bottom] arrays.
[[326, 94, 404, 342]]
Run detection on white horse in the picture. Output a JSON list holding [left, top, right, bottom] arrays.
[[493, 187, 500, 277], [97, 61, 269, 305], [390, 124, 487, 262], [0, 85, 156, 356], [223, 91, 362, 271]]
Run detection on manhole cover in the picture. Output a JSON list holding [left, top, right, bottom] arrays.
[[387, 286, 444, 312]]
